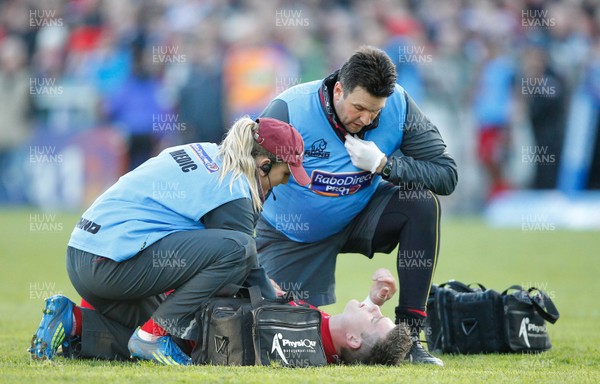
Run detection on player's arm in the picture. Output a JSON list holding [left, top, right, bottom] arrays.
[[200, 198, 256, 236], [382, 91, 458, 195], [362, 268, 397, 307]]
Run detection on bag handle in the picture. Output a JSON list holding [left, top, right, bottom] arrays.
[[440, 280, 486, 292], [220, 285, 291, 308], [248, 285, 264, 308], [501, 285, 524, 295], [467, 283, 487, 291], [501, 285, 560, 324], [528, 287, 560, 324]]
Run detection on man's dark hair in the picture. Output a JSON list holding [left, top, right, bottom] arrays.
[[339, 323, 412, 365], [338, 46, 397, 98]]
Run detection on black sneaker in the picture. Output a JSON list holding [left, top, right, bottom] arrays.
[[405, 336, 444, 366]]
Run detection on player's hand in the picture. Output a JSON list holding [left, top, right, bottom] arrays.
[[270, 279, 286, 297], [344, 134, 386, 173], [368, 268, 397, 306]]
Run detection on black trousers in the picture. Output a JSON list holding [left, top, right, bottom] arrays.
[[257, 182, 441, 324], [370, 186, 441, 325], [66, 229, 257, 360]]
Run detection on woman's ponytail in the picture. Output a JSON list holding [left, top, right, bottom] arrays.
[[218, 116, 272, 211]]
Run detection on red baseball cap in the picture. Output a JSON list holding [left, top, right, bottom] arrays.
[[254, 118, 310, 186]]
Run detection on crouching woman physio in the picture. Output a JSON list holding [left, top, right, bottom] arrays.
[[30, 117, 310, 365]]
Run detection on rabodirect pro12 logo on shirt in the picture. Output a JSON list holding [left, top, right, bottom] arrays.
[[310, 170, 373, 196]]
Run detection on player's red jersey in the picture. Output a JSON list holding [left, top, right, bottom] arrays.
[[288, 300, 339, 364]]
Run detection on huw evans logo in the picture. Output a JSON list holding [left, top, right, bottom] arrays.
[[304, 139, 330, 158]]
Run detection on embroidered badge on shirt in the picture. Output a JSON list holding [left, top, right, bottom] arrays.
[[189, 144, 219, 173], [310, 170, 373, 196]]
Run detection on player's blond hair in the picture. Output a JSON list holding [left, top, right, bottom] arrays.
[[218, 116, 276, 212]]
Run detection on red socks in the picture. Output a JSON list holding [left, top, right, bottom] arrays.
[[79, 298, 95, 309], [141, 318, 169, 337], [72, 306, 82, 336], [407, 308, 427, 318]]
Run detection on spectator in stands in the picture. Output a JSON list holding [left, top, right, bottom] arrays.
[[0, 36, 31, 201], [472, 36, 515, 199], [176, 25, 225, 144], [518, 44, 567, 189], [101, 41, 170, 170]]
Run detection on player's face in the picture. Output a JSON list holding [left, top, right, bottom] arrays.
[[341, 299, 395, 340], [333, 83, 387, 134]]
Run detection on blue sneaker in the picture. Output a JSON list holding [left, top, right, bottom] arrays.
[[128, 328, 191, 366], [29, 295, 74, 360]]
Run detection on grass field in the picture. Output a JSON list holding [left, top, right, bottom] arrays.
[[0, 208, 599, 383]]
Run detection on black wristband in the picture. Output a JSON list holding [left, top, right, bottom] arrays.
[[381, 158, 393, 180]]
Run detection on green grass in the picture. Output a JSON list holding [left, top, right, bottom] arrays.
[[1, 209, 599, 383]]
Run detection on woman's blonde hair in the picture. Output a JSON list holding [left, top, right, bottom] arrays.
[[218, 116, 277, 211]]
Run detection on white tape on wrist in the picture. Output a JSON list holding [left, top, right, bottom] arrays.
[[362, 295, 377, 308]]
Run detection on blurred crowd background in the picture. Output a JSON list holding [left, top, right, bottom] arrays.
[[1, 0, 600, 214]]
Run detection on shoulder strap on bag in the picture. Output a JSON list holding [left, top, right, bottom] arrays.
[[528, 287, 560, 324]]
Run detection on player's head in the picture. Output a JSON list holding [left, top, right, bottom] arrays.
[[218, 116, 309, 210], [336, 300, 411, 365], [333, 46, 397, 134], [353, 323, 412, 365]]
